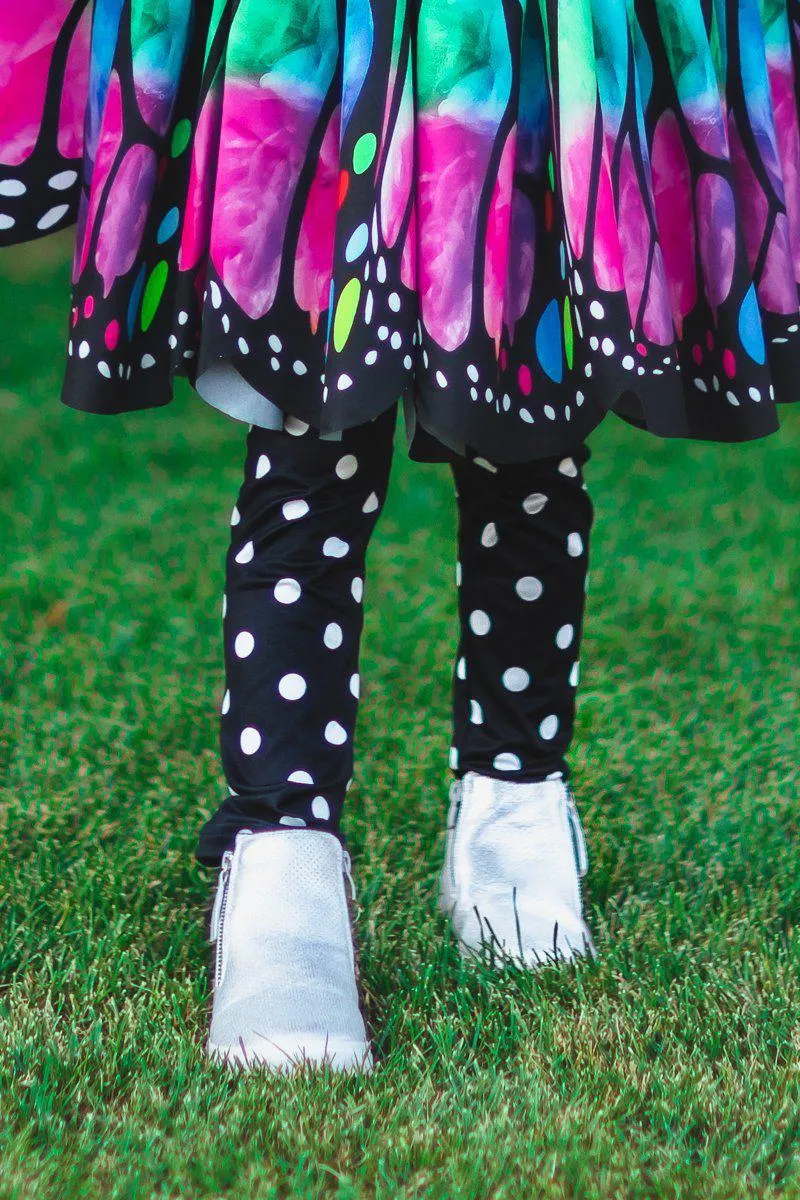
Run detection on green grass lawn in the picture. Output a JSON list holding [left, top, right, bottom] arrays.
[[1, 236, 799, 1199]]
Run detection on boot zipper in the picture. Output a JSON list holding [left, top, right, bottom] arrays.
[[565, 789, 589, 878], [210, 849, 234, 989], [443, 782, 462, 905], [343, 849, 357, 902], [449, 791, 462, 895]]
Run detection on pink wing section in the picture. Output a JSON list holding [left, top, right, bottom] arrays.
[[417, 115, 494, 352], [651, 110, 697, 336], [74, 70, 124, 281], [616, 136, 649, 327], [729, 111, 796, 315], [592, 145, 624, 293], [58, 4, 90, 160], [484, 126, 515, 347], [179, 90, 221, 274], [295, 106, 340, 333], [617, 134, 672, 344], [210, 81, 322, 321], [696, 173, 736, 312], [0, 0, 89, 166], [560, 113, 594, 260], [95, 143, 158, 297], [767, 55, 800, 283]]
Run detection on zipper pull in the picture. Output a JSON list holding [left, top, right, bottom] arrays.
[[209, 850, 233, 943], [447, 780, 462, 832], [343, 850, 357, 902], [566, 792, 589, 878]]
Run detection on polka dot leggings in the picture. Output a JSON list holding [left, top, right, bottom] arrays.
[[196, 407, 593, 864]]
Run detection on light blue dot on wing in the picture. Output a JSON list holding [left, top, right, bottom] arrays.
[[345, 222, 369, 262]]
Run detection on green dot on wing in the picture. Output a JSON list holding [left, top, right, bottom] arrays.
[[353, 133, 377, 175]]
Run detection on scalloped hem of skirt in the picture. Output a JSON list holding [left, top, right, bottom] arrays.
[[60, 348, 787, 466]]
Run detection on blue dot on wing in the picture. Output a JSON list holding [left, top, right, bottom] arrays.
[[536, 298, 564, 384], [127, 264, 146, 340], [739, 283, 766, 366], [157, 206, 180, 244]]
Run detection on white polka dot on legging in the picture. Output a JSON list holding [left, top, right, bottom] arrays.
[[240, 726, 262, 755], [558, 457, 579, 478], [323, 536, 350, 558], [255, 454, 271, 478], [567, 532, 584, 557], [349, 674, 360, 698], [235, 540, 254, 564], [556, 624, 574, 649], [502, 667, 530, 692], [288, 769, 314, 784], [284, 416, 309, 436], [523, 492, 548, 515], [311, 796, 331, 820], [515, 575, 543, 602], [274, 578, 302, 604], [449, 746, 459, 769], [456, 657, 466, 680], [325, 721, 348, 745], [470, 699, 484, 724], [362, 492, 379, 514], [230, 505, 241, 526], [234, 631, 255, 658], [221, 690, 231, 715], [279, 814, 306, 827], [324, 622, 343, 649], [282, 499, 309, 521], [279, 673, 307, 700], [469, 609, 491, 636], [539, 714, 559, 741], [481, 522, 499, 548], [494, 752, 522, 772], [351, 577, 364, 602], [570, 662, 580, 687], [336, 454, 359, 480]]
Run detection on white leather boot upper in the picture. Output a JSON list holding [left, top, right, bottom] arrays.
[[207, 829, 372, 1072], [440, 772, 595, 967]]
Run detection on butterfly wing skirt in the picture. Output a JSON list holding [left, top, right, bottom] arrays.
[[2, 0, 800, 462]]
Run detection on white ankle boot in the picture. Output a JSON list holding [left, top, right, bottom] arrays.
[[207, 829, 373, 1072], [440, 772, 595, 967]]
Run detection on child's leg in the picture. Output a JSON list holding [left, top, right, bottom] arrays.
[[196, 407, 396, 865], [442, 448, 595, 964], [449, 448, 593, 782]]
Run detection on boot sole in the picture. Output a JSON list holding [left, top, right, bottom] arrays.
[[207, 1035, 374, 1074], [454, 911, 597, 969]]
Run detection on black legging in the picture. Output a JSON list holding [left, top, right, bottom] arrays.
[[197, 407, 593, 864]]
